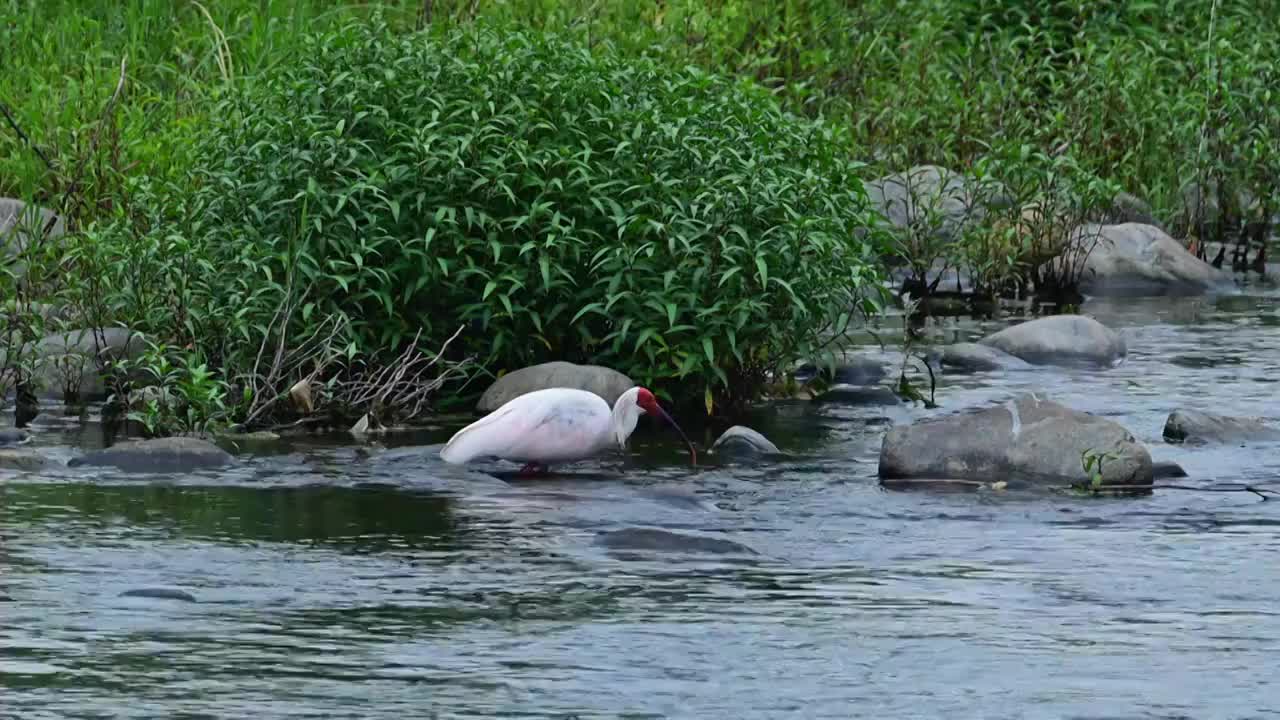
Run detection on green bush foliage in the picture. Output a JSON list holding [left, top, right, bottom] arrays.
[[78, 21, 888, 415]]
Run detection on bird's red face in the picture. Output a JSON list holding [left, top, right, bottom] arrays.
[[633, 387, 696, 465]]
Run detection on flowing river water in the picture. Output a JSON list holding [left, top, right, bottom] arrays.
[[4, 286, 1280, 718]]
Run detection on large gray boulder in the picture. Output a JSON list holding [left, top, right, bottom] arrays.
[[710, 425, 781, 459], [477, 361, 634, 412], [1, 198, 65, 264], [68, 437, 234, 473], [1069, 223, 1236, 297], [0, 429, 29, 446], [866, 165, 1011, 245], [26, 327, 147, 401], [1093, 191, 1163, 229], [979, 315, 1125, 368], [879, 393, 1153, 488], [1163, 409, 1280, 445], [928, 342, 1033, 373]]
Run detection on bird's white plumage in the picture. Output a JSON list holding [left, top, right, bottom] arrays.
[[440, 387, 640, 465]]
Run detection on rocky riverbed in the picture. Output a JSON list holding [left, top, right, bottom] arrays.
[[4, 286, 1280, 718]]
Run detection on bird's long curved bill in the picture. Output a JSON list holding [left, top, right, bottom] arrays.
[[654, 405, 697, 466]]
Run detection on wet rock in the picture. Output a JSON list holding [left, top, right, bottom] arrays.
[[814, 385, 902, 406], [978, 314, 1126, 368], [1152, 461, 1189, 480], [867, 165, 1011, 245], [0, 429, 29, 446], [1162, 409, 1280, 445], [596, 527, 759, 555], [478, 361, 634, 412], [0, 448, 51, 472], [879, 393, 1153, 488], [710, 426, 781, 458], [24, 327, 147, 401], [119, 587, 197, 602], [794, 355, 887, 386], [929, 342, 1032, 373], [1066, 223, 1235, 297], [68, 437, 234, 473]]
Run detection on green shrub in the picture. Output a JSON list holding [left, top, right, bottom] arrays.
[[96, 20, 888, 415]]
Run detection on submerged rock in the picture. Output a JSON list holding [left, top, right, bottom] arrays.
[[710, 426, 781, 458], [0, 448, 51, 472], [1066, 223, 1235, 297], [879, 393, 1153, 488], [0, 429, 29, 446], [119, 587, 197, 602], [815, 385, 902, 406], [24, 327, 147, 401], [929, 342, 1033, 373], [596, 527, 759, 556], [794, 355, 887, 386], [978, 314, 1126, 368], [69, 437, 234, 473], [477, 361, 634, 413], [1163, 409, 1280, 445]]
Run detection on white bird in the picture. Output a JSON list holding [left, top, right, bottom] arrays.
[[439, 386, 696, 474]]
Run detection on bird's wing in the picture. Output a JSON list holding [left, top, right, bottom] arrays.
[[439, 393, 556, 464]]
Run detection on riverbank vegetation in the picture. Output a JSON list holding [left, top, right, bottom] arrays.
[[3, 0, 1278, 432]]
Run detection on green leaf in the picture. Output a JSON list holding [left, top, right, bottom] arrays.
[[755, 257, 769, 288], [702, 337, 714, 365], [483, 280, 498, 300]]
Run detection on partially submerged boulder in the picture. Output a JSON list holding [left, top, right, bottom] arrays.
[[710, 425, 781, 459], [68, 437, 234, 473], [879, 393, 1153, 488], [1163, 409, 1280, 445], [0, 429, 29, 446], [867, 165, 1011, 245], [794, 355, 887, 386], [477, 361, 634, 413], [928, 342, 1032, 373], [0, 448, 52, 472], [1068, 223, 1235, 297], [978, 315, 1126, 368]]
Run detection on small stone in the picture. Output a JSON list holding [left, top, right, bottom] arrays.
[[119, 588, 197, 602], [596, 527, 758, 556], [710, 426, 781, 458]]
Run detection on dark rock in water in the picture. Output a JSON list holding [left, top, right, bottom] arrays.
[[928, 343, 1033, 373], [1152, 461, 1189, 480], [879, 393, 1152, 488], [0, 448, 52, 471], [1163, 409, 1280, 445], [815, 385, 901, 406], [0, 429, 29, 446], [794, 355, 887, 386], [477, 361, 634, 413], [1063, 223, 1235, 297], [119, 587, 197, 602], [710, 426, 781, 458], [69, 437, 234, 473], [978, 315, 1126, 368], [596, 527, 759, 556]]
